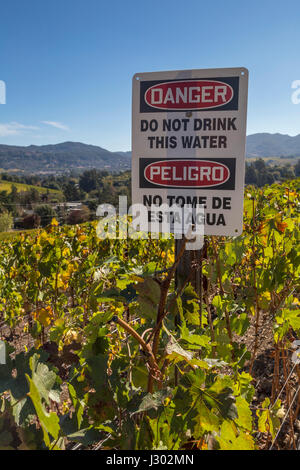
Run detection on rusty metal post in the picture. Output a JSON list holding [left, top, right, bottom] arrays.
[[175, 238, 207, 294], [174, 238, 208, 384]]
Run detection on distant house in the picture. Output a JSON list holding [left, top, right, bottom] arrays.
[[55, 202, 83, 212]]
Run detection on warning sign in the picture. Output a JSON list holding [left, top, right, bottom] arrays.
[[132, 67, 249, 236]]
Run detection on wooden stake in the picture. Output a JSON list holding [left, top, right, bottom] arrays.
[[174, 236, 207, 385]]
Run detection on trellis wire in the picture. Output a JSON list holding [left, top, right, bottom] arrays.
[[270, 385, 300, 450]]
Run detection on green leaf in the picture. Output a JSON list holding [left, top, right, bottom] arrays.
[[230, 313, 249, 336], [93, 287, 127, 303], [30, 354, 60, 405], [165, 336, 194, 363], [26, 373, 60, 447], [136, 278, 161, 319], [181, 284, 200, 325], [257, 398, 280, 438], [193, 400, 220, 435], [129, 389, 172, 414], [68, 383, 84, 429], [137, 416, 154, 450], [180, 323, 211, 350], [235, 396, 252, 431], [67, 427, 103, 446], [212, 295, 224, 315], [86, 354, 108, 390], [218, 421, 255, 450]]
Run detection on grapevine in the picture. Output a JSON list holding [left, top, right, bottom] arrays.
[[0, 178, 299, 450]]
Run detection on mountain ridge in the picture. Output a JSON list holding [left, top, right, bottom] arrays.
[[246, 132, 300, 157], [0, 141, 131, 173], [0, 133, 299, 173]]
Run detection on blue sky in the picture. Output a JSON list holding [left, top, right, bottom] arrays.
[[0, 0, 299, 150]]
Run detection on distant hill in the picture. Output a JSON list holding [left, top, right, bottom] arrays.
[[0, 180, 61, 194], [0, 134, 299, 174], [118, 134, 300, 159], [0, 142, 131, 173], [116, 151, 131, 158], [246, 133, 300, 157]]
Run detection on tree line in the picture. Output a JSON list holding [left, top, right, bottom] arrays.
[[245, 158, 300, 186], [0, 160, 298, 232], [0, 170, 131, 232]]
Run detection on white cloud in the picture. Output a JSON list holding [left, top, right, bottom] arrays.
[[0, 122, 38, 137], [42, 121, 70, 130]]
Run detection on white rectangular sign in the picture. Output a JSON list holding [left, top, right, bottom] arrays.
[[132, 67, 248, 236]]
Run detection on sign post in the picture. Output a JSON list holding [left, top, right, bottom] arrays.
[[132, 67, 248, 383]]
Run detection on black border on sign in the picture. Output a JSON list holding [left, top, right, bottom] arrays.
[[139, 76, 239, 113], [139, 157, 236, 190]]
